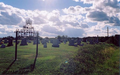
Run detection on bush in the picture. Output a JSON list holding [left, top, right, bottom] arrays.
[[58, 43, 115, 75]]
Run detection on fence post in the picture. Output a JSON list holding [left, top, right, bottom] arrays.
[[15, 31, 18, 60], [36, 32, 38, 57]]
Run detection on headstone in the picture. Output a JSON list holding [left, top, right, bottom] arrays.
[[89, 40, 94, 44], [63, 39, 67, 44], [33, 39, 40, 45], [52, 39, 59, 47], [77, 39, 81, 45], [79, 43, 84, 46], [82, 38, 87, 42], [0, 44, 6, 48], [46, 39, 49, 43], [95, 38, 99, 44], [50, 39, 53, 43], [14, 40, 20, 44], [0, 40, 3, 45], [27, 40, 31, 43], [43, 43, 47, 48], [4, 39, 8, 44], [7, 38, 13, 47], [69, 39, 75, 46], [41, 39, 47, 45], [20, 38, 28, 46]]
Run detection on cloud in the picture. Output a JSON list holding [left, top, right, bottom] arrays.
[[63, 6, 85, 15], [73, 0, 80, 2], [86, 11, 109, 22], [64, 27, 85, 37], [80, 23, 89, 28], [108, 16, 120, 26], [41, 25, 85, 37], [0, 1, 119, 37], [41, 25, 63, 35], [0, 12, 22, 25]]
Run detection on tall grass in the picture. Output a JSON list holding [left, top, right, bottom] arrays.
[[58, 43, 119, 75]]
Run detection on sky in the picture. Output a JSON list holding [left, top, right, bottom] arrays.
[[0, 0, 120, 38]]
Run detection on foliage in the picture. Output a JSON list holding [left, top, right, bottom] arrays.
[[58, 43, 119, 75]]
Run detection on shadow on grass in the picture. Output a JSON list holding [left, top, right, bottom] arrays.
[[2, 60, 16, 74], [2, 55, 38, 74]]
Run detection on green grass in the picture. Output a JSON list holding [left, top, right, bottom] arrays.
[[0, 41, 79, 75], [0, 42, 119, 75]]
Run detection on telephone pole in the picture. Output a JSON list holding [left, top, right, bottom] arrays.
[[107, 27, 109, 37]]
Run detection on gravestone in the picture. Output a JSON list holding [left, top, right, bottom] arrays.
[[52, 39, 59, 47], [41, 39, 47, 45], [69, 39, 75, 46], [77, 39, 82, 45], [15, 41, 20, 45], [27, 40, 31, 43], [0, 44, 6, 48], [0, 40, 3, 45], [79, 43, 84, 46], [43, 43, 47, 48], [4, 39, 8, 44], [82, 38, 87, 42], [7, 38, 13, 47], [63, 39, 67, 44], [46, 39, 49, 43], [20, 38, 28, 46], [50, 39, 53, 43], [33, 39, 40, 45], [95, 38, 99, 44], [89, 40, 94, 44]]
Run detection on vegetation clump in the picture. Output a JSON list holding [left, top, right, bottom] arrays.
[[58, 43, 119, 75]]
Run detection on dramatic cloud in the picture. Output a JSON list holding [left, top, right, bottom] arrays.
[[87, 11, 109, 22], [107, 16, 120, 26], [0, 1, 119, 37]]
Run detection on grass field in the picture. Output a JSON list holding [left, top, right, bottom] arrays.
[[0, 41, 119, 75], [0, 41, 79, 75]]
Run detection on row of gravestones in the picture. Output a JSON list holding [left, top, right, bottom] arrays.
[[0, 37, 100, 48], [0, 38, 14, 48]]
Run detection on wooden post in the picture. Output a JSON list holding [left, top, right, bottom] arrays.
[[36, 32, 38, 57], [15, 31, 18, 60], [107, 27, 109, 37]]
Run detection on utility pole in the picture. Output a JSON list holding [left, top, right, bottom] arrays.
[[107, 27, 109, 37]]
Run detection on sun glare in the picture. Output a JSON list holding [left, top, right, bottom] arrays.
[[42, 0, 56, 5]]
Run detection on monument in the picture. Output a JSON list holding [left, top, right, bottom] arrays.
[[33, 39, 40, 45], [7, 38, 13, 47], [52, 39, 60, 47], [69, 39, 75, 46], [4, 39, 8, 44], [20, 38, 28, 46]]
